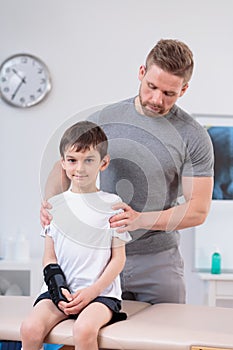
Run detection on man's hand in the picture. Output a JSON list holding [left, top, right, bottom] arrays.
[[59, 287, 97, 315], [110, 202, 142, 232], [40, 200, 53, 227]]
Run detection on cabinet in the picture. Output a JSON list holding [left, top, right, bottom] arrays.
[[0, 259, 42, 297], [199, 273, 233, 307]]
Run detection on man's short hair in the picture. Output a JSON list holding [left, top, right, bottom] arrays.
[[146, 39, 194, 84]]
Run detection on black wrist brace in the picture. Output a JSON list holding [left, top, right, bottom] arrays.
[[43, 263, 70, 310]]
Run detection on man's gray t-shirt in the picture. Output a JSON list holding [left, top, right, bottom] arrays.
[[89, 97, 214, 255]]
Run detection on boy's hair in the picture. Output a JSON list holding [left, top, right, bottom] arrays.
[[145, 39, 194, 84], [59, 121, 108, 159]]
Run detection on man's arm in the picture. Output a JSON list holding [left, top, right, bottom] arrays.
[[110, 176, 214, 232], [40, 161, 71, 227], [44, 160, 71, 200]]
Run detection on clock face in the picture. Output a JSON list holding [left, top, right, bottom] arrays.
[[0, 53, 52, 108]]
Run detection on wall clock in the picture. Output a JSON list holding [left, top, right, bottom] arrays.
[[0, 53, 52, 108]]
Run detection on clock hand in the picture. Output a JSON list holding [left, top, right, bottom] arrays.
[[11, 77, 26, 100], [12, 68, 25, 82]]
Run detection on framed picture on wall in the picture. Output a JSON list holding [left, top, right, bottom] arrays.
[[194, 113, 233, 200], [192, 113, 233, 272]]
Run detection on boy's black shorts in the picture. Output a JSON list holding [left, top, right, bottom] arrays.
[[34, 291, 127, 324]]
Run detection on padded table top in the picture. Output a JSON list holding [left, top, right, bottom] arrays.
[[1, 296, 233, 350]]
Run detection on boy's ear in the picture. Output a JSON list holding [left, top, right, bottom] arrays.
[[100, 154, 110, 171]]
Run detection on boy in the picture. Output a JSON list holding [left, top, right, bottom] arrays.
[[20, 121, 131, 350]]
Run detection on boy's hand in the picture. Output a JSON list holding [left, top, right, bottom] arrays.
[[58, 288, 73, 312], [60, 287, 97, 315], [40, 200, 53, 227]]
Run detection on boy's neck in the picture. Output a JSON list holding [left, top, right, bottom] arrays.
[[70, 185, 99, 194]]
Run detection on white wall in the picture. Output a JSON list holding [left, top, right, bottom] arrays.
[[0, 0, 232, 304]]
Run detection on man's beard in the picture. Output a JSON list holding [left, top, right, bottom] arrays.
[[139, 91, 165, 117]]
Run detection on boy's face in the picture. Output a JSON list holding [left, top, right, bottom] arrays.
[[61, 145, 109, 193]]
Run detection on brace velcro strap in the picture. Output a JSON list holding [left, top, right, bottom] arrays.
[[44, 263, 66, 284], [43, 263, 70, 310]]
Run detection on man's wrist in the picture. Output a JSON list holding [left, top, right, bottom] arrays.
[[139, 211, 161, 231]]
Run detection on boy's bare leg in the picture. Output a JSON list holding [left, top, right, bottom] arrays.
[[73, 302, 112, 350], [20, 299, 68, 350]]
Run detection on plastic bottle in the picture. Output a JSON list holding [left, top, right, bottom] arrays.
[[211, 248, 221, 274], [4, 236, 15, 260], [15, 235, 30, 261]]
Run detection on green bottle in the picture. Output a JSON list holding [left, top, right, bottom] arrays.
[[211, 249, 221, 274]]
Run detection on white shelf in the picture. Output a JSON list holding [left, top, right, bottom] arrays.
[[0, 258, 42, 297], [199, 273, 233, 281], [199, 273, 233, 306]]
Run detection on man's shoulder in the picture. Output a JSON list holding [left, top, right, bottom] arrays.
[[103, 97, 135, 110], [88, 97, 135, 124], [171, 105, 208, 134]]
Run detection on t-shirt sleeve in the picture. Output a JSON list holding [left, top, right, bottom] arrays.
[[109, 195, 132, 243], [40, 226, 48, 237], [182, 125, 214, 177], [112, 229, 132, 242], [40, 224, 56, 238]]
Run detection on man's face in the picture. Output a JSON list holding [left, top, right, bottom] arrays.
[[138, 64, 188, 117]]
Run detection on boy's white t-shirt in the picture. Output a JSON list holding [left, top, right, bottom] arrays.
[[41, 190, 131, 300]]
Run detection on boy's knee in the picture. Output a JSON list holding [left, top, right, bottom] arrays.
[[73, 321, 97, 346], [20, 320, 35, 340], [20, 319, 44, 344]]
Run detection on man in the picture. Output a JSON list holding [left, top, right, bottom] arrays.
[[41, 39, 214, 305]]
